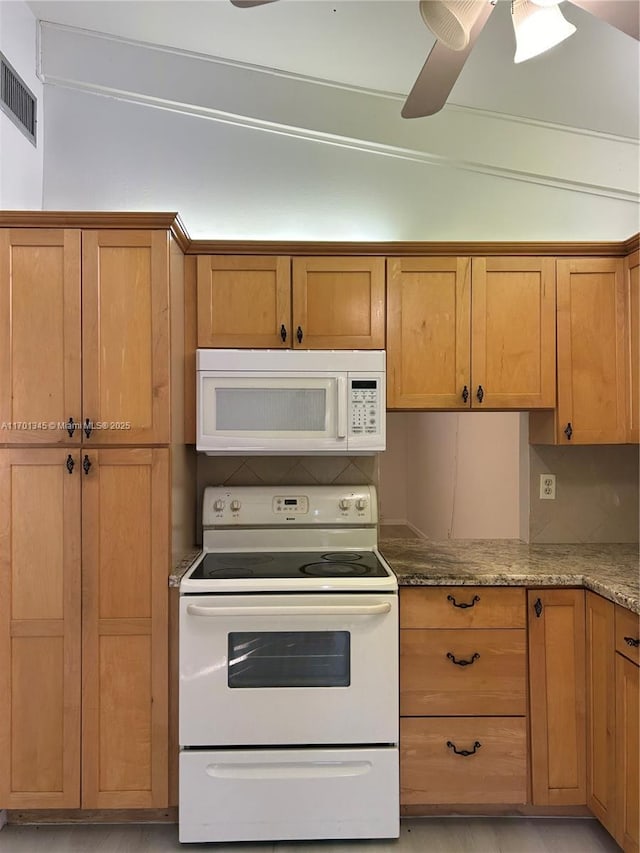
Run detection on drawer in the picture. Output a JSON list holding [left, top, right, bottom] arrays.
[[400, 716, 527, 805], [616, 605, 640, 665], [400, 628, 527, 716], [400, 587, 526, 629]]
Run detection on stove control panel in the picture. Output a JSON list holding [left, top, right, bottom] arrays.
[[202, 485, 378, 527]]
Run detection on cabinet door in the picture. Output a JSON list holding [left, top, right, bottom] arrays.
[[528, 588, 586, 805], [627, 251, 639, 443], [0, 229, 81, 445], [197, 255, 291, 348], [585, 592, 616, 835], [556, 258, 626, 443], [292, 257, 385, 349], [81, 448, 169, 808], [82, 231, 170, 445], [387, 257, 470, 408], [471, 258, 556, 409], [616, 653, 639, 853], [0, 450, 81, 808]]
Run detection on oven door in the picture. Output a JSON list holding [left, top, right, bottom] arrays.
[[179, 593, 398, 747]]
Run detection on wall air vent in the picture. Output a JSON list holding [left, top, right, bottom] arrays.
[[0, 52, 37, 146]]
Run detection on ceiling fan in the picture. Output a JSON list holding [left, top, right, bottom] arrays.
[[230, 0, 639, 118]]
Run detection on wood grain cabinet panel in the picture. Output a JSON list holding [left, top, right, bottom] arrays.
[[386, 257, 471, 408], [585, 592, 616, 835], [400, 628, 527, 717], [401, 717, 527, 805], [627, 250, 639, 443], [0, 450, 81, 808], [616, 651, 639, 853], [0, 230, 81, 446], [81, 448, 169, 808], [196, 255, 291, 349], [555, 258, 627, 444], [400, 587, 526, 629], [387, 257, 555, 410], [82, 231, 170, 445], [528, 588, 586, 806]]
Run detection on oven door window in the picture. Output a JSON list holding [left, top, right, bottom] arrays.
[[228, 631, 350, 688]]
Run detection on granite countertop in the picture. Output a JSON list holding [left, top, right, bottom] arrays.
[[379, 537, 640, 615], [168, 539, 639, 615]]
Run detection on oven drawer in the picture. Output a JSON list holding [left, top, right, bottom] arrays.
[[616, 604, 640, 665], [400, 717, 528, 805], [400, 587, 526, 629], [179, 747, 399, 842], [400, 628, 527, 716]]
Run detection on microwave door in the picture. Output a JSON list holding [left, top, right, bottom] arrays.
[[198, 373, 346, 453]]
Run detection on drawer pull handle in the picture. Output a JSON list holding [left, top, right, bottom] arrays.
[[447, 652, 480, 667], [446, 740, 481, 757], [447, 594, 480, 609], [624, 636, 640, 648], [534, 598, 543, 618]]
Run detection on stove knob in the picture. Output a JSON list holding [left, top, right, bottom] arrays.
[[339, 498, 352, 511], [213, 499, 225, 512], [356, 498, 367, 511], [230, 499, 241, 512]]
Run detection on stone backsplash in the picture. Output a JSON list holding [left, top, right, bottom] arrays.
[[529, 444, 639, 543]]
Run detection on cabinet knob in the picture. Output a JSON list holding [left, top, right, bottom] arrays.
[[280, 324, 287, 343], [66, 454, 75, 474], [65, 417, 77, 438], [624, 636, 640, 648], [462, 386, 469, 404], [296, 326, 303, 344], [82, 455, 92, 476], [476, 385, 484, 403], [534, 597, 543, 618], [564, 422, 573, 441], [84, 418, 93, 439]]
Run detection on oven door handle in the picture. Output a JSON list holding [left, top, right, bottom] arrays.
[[186, 602, 392, 617]]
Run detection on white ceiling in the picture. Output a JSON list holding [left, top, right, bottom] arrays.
[[27, 0, 640, 136]]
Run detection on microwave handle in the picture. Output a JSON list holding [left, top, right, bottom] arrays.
[[337, 377, 348, 439]]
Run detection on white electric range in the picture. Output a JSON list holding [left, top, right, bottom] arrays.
[[179, 484, 399, 844]]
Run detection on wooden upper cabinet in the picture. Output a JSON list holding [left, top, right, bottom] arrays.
[[82, 231, 170, 445], [556, 258, 627, 444], [0, 449, 81, 808], [528, 588, 586, 806], [387, 256, 555, 410], [196, 255, 291, 348], [387, 257, 470, 408], [0, 229, 81, 445], [291, 257, 385, 349], [81, 448, 169, 808], [471, 258, 556, 409], [627, 251, 639, 443], [196, 255, 384, 350]]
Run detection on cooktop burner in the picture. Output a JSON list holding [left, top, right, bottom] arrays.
[[190, 550, 389, 580]]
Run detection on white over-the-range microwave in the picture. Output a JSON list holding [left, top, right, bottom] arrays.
[[196, 349, 385, 455]]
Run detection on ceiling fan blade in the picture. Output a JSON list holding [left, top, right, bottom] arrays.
[[567, 0, 639, 40], [402, 1, 496, 119], [230, 0, 279, 7]]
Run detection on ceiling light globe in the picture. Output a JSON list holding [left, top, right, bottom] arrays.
[[419, 0, 488, 51], [512, 0, 577, 64]]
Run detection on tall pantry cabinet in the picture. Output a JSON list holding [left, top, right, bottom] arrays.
[[0, 220, 192, 810]]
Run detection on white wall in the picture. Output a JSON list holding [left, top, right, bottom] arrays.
[[37, 22, 639, 240], [0, 0, 43, 208], [380, 412, 524, 541]]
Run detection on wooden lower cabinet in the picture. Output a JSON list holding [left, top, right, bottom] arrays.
[[401, 717, 527, 805], [615, 605, 640, 853], [528, 588, 586, 806], [0, 447, 170, 810], [585, 591, 616, 834]]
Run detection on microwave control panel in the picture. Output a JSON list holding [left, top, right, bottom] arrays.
[[350, 379, 380, 436]]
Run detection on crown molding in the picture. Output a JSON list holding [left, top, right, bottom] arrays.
[[1, 212, 636, 257]]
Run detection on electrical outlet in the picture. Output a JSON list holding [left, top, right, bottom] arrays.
[[539, 474, 556, 500]]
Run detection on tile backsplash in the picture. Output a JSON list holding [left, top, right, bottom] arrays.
[[196, 455, 378, 541], [529, 444, 639, 543]]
